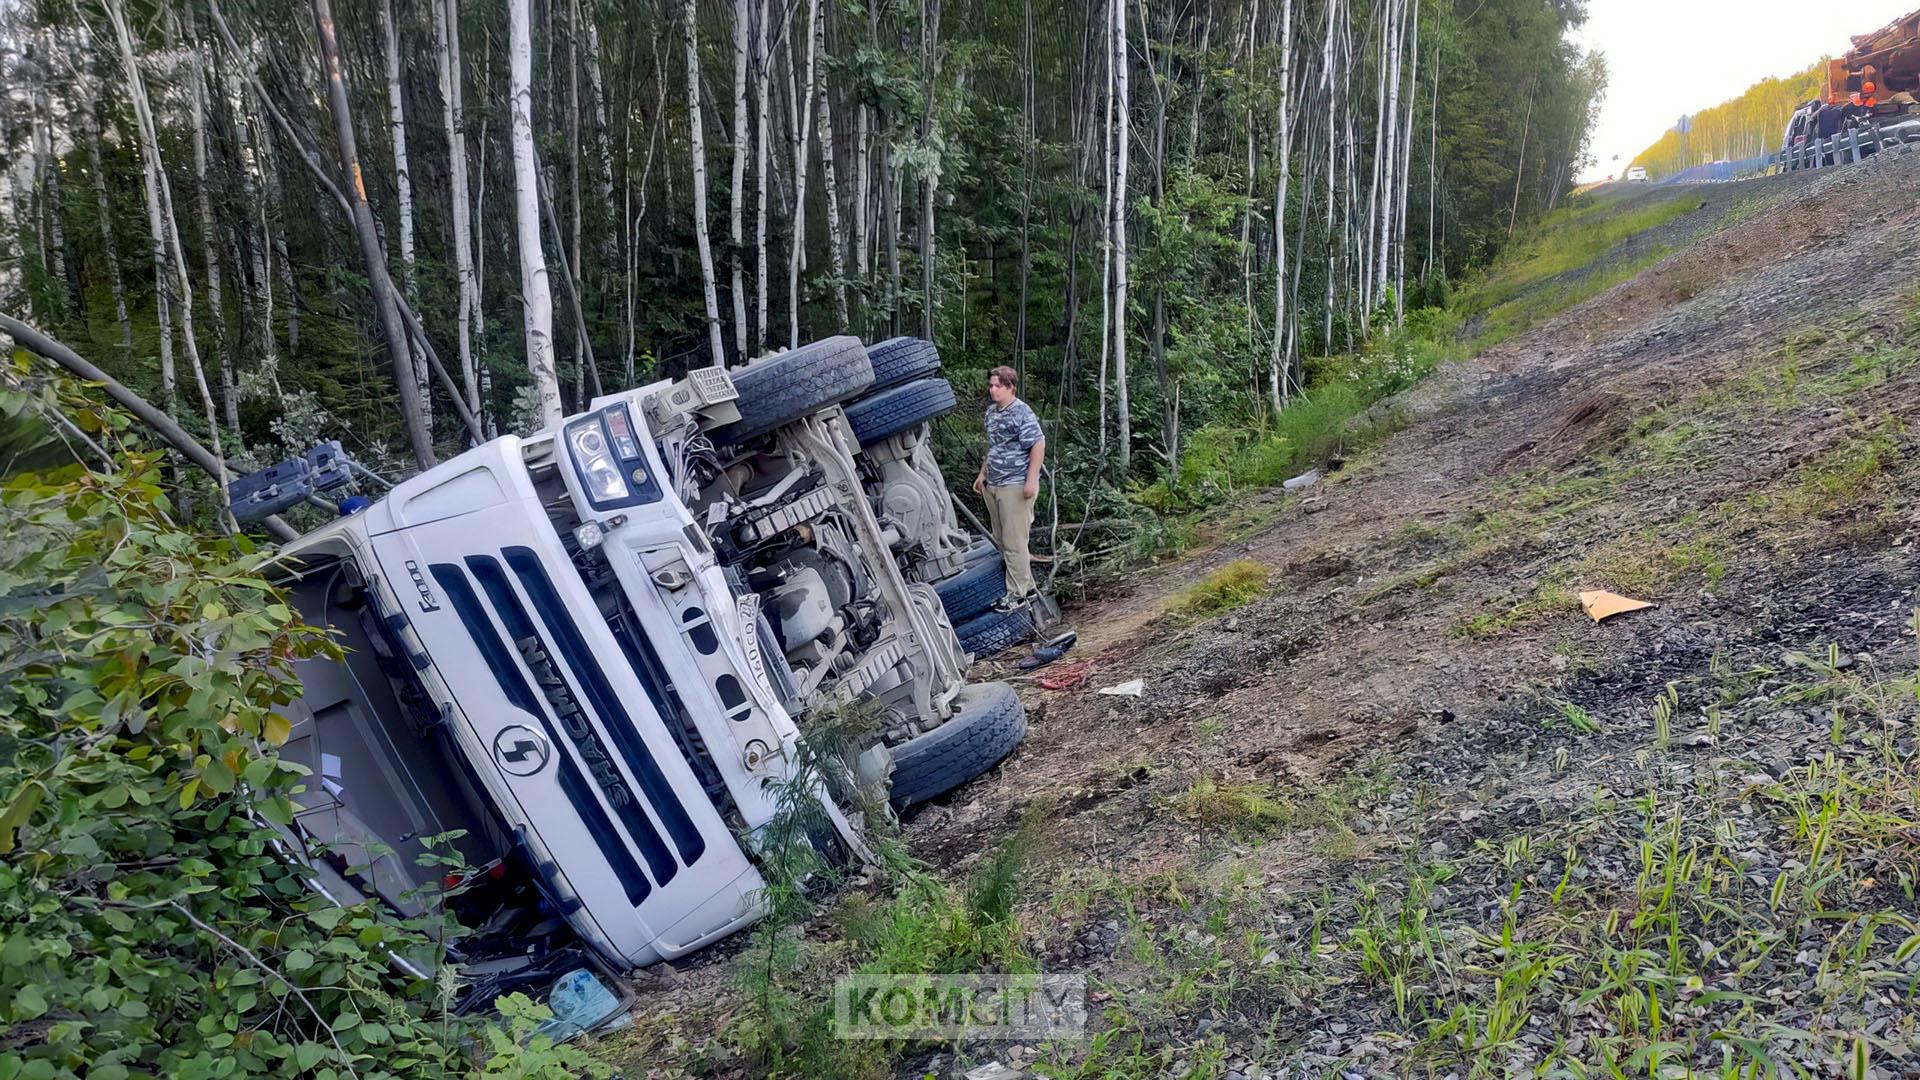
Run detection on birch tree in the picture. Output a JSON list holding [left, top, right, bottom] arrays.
[[510, 0, 562, 425], [787, 0, 821, 348], [813, 0, 850, 333], [1269, 0, 1296, 410], [754, 0, 772, 352], [378, 0, 416, 284], [1111, 0, 1131, 474], [918, 0, 939, 340], [182, 6, 238, 436], [107, 0, 174, 414], [730, 0, 751, 354], [685, 0, 727, 365], [105, 0, 233, 520], [432, 0, 482, 424]]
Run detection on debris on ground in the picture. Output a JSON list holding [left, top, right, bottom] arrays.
[[1036, 659, 1092, 691], [1016, 630, 1078, 671], [1283, 469, 1322, 490], [1096, 677, 1144, 697], [1578, 588, 1654, 622]]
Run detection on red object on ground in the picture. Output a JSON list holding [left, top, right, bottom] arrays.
[[1038, 661, 1092, 691]]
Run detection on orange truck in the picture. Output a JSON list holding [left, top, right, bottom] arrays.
[[1827, 7, 1920, 115]]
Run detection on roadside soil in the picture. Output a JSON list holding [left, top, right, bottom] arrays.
[[614, 147, 1920, 1078]]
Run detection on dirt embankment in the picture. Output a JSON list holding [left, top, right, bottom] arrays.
[[618, 148, 1920, 1079]]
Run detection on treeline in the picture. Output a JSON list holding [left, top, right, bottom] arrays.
[[0, 0, 1600, 505], [1630, 62, 1824, 178]]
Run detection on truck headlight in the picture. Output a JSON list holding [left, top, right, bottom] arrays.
[[565, 417, 630, 503]]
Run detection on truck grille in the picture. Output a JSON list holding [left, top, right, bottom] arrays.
[[427, 548, 707, 906]]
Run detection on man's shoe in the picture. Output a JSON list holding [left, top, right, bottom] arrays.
[[990, 593, 1024, 613]]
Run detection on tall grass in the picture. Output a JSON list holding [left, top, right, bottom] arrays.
[[1133, 311, 1460, 519]]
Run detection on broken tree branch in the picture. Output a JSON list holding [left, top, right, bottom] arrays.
[[0, 312, 300, 543]]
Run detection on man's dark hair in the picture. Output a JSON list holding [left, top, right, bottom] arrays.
[[988, 365, 1018, 391]]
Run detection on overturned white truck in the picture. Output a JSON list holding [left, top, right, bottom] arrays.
[[261, 336, 1026, 1026]]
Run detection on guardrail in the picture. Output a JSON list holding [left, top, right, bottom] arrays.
[[1775, 120, 1920, 173]]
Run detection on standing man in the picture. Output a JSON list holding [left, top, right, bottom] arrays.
[[973, 365, 1045, 606]]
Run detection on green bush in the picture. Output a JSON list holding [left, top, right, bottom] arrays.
[[0, 375, 606, 1079]]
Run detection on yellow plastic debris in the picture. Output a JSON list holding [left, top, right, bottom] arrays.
[[1579, 590, 1653, 623]]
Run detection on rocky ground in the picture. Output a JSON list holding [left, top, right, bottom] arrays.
[[608, 148, 1920, 1079]]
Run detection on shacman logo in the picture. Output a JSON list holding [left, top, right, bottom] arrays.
[[832, 975, 1086, 1041], [492, 725, 551, 776]]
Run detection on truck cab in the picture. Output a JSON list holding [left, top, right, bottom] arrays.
[[259, 337, 1025, 1025]]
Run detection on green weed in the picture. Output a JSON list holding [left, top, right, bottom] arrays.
[[1543, 698, 1602, 734], [1173, 558, 1272, 617]]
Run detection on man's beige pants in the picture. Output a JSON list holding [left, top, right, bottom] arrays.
[[983, 484, 1036, 597]]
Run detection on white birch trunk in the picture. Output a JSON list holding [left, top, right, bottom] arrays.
[[378, 0, 416, 282], [184, 12, 238, 436], [113, 3, 176, 412], [107, 0, 231, 521], [788, 0, 822, 348], [1112, 0, 1130, 473], [433, 0, 482, 425], [1268, 0, 1295, 410], [686, 0, 728, 364], [584, 9, 616, 213], [730, 0, 751, 356], [1374, 0, 1404, 315], [753, 0, 772, 353], [814, 1, 850, 333], [511, 0, 562, 425], [918, 0, 939, 340], [853, 0, 875, 294], [29, 28, 70, 308], [1395, 2, 1419, 323], [1096, 0, 1114, 458]]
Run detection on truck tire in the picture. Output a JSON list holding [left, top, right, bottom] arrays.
[[844, 378, 958, 446], [934, 549, 1006, 622], [954, 605, 1033, 657], [714, 336, 875, 444], [889, 682, 1027, 807], [865, 336, 942, 391]]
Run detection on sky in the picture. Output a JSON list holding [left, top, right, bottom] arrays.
[[1572, 0, 1920, 181]]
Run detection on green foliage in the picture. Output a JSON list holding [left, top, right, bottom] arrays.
[[475, 996, 615, 1079], [0, 376, 607, 1079], [1172, 559, 1271, 617], [1455, 190, 1701, 348], [729, 772, 1036, 1076], [1629, 63, 1824, 179]]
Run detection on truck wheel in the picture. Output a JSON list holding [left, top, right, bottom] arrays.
[[714, 336, 876, 444], [954, 605, 1033, 657], [934, 549, 1006, 622], [865, 336, 942, 391], [889, 682, 1027, 807], [844, 377, 958, 446]]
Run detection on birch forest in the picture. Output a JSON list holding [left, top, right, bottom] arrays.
[[0, 0, 1602, 525]]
